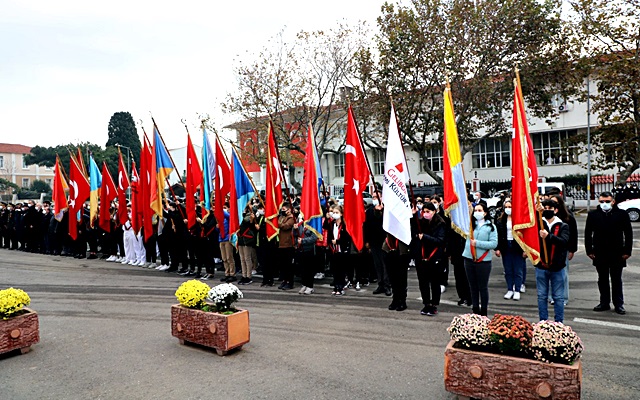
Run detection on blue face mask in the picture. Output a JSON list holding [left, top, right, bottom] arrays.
[[600, 202, 612, 212]]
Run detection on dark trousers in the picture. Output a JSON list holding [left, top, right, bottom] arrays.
[[257, 241, 277, 283], [464, 258, 492, 316], [144, 234, 157, 263], [157, 234, 170, 266], [298, 250, 316, 288], [371, 246, 390, 289], [349, 251, 369, 285], [595, 263, 624, 308], [417, 258, 443, 306], [331, 252, 349, 290], [168, 235, 185, 269], [453, 259, 471, 303], [385, 251, 409, 305], [278, 247, 295, 283]]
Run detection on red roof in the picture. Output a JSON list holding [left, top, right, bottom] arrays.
[[0, 143, 32, 154]]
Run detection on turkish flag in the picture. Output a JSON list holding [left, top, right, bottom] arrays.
[[344, 105, 371, 251], [265, 121, 284, 240], [117, 151, 130, 226], [186, 134, 203, 229], [130, 161, 141, 234], [141, 138, 154, 241], [511, 74, 541, 265], [68, 156, 90, 240], [99, 161, 118, 232], [214, 136, 231, 239]]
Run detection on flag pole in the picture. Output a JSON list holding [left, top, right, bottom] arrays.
[[151, 116, 186, 186], [515, 68, 548, 265], [229, 142, 262, 203]]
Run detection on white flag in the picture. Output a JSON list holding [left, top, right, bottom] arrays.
[[382, 104, 413, 245]]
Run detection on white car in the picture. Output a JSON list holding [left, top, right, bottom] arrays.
[[617, 198, 640, 222], [335, 192, 374, 207]]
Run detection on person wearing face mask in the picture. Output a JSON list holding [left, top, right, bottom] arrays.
[[536, 200, 570, 323], [327, 205, 352, 296], [41, 201, 53, 254], [277, 202, 296, 290], [431, 195, 450, 294], [364, 192, 391, 296], [548, 194, 578, 306], [585, 191, 633, 315], [495, 200, 526, 301], [462, 203, 498, 316], [0, 202, 8, 249], [416, 202, 446, 316]]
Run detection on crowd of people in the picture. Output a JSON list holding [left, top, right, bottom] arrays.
[[0, 187, 633, 321]]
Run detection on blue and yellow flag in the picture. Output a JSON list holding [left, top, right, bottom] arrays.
[[202, 128, 216, 210], [150, 125, 174, 216], [89, 155, 102, 228]]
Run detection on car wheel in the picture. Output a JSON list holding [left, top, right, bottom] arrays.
[[627, 208, 640, 222]]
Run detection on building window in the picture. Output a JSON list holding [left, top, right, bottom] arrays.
[[22, 155, 28, 169], [22, 178, 30, 188], [472, 138, 511, 169], [45, 178, 53, 187], [334, 153, 345, 178], [0, 155, 4, 168], [532, 129, 578, 165], [372, 149, 385, 175], [420, 147, 443, 172]]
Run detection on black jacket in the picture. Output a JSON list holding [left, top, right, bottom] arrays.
[[538, 217, 570, 272], [363, 207, 386, 248], [417, 214, 446, 262], [495, 214, 524, 254], [585, 205, 633, 267]]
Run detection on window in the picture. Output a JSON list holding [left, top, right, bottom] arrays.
[[0, 155, 4, 168], [22, 178, 30, 188], [22, 155, 28, 169], [45, 178, 53, 187], [334, 153, 345, 178], [420, 147, 443, 172], [532, 129, 578, 165], [372, 149, 385, 175], [472, 138, 511, 169]]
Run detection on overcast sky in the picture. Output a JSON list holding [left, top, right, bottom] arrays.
[[0, 1, 386, 150]]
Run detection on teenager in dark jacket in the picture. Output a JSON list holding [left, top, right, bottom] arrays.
[[585, 191, 633, 315], [327, 205, 352, 296], [416, 202, 446, 316], [536, 200, 570, 323], [549, 194, 578, 305], [237, 205, 258, 284]]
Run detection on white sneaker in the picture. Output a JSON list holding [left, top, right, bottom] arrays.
[[137, 260, 146, 266], [520, 284, 526, 293], [303, 287, 315, 295], [298, 286, 307, 294], [106, 255, 115, 262], [155, 264, 165, 270], [440, 285, 447, 294], [504, 290, 514, 299], [355, 282, 361, 291], [409, 259, 415, 267], [128, 261, 136, 265], [121, 259, 129, 264], [513, 292, 521, 301], [158, 265, 170, 271], [147, 263, 157, 269]]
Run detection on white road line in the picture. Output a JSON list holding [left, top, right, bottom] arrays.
[[573, 317, 640, 332]]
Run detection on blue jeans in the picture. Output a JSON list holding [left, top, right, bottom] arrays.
[[536, 268, 566, 322], [502, 241, 524, 292], [548, 256, 570, 304]]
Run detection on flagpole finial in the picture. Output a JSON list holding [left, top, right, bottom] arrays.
[[445, 72, 452, 88]]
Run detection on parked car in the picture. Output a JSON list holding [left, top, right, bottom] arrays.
[[537, 182, 575, 211], [335, 191, 374, 207], [481, 190, 509, 219], [617, 198, 640, 222]]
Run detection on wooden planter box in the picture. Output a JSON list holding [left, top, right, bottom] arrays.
[[1, 308, 40, 356], [444, 340, 581, 400], [171, 305, 249, 356]]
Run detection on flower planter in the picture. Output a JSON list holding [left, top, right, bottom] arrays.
[[171, 305, 249, 356], [0, 308, 39, 356], [444, 340, 581, 400]]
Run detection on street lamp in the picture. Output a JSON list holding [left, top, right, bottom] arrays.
[[586, 76, 592, 211]]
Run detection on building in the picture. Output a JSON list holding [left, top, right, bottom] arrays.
[[224, 79, 640, 199], [0, 143, 55, 190]]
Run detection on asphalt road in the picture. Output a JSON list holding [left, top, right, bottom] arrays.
[[1, 215, 639, 399]]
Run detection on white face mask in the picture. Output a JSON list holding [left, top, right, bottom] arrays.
[[416, 202, 423, 209], [432, 202, 439, 210], [372, 199, 379, 206], [505, 208, 512, 216], [473, 211, 485, 221], [331, 212, 341, 219], [600, 202, 612, 212], [256, 210, 264, 216]]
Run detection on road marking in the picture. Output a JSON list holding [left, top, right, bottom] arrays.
[[573, 317, 640, 332]]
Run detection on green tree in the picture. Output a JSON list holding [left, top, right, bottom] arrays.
[[570, 0, 640, 184], [30, 179, 52, 194], [358, 0, 580, 184], [24, 142, 120, 181], [0, 178, 19, 194], [106, 112, 141, 165]]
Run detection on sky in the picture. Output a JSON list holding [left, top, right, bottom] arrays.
[[0, 0, 386, 150]]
